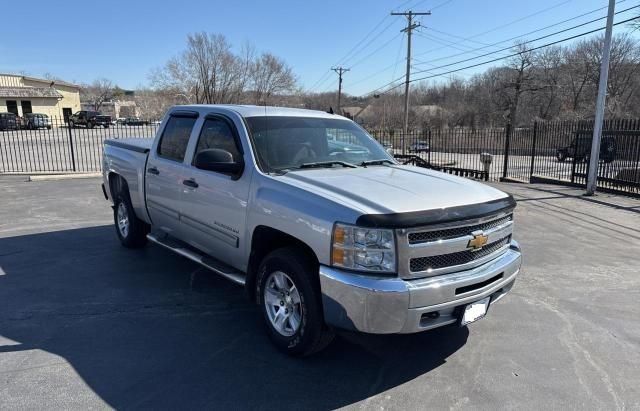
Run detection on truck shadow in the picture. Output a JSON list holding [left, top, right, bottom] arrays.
[[0, 226, 468, 410]]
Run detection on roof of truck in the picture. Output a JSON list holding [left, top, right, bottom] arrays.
[[174, 104, 346, 120]]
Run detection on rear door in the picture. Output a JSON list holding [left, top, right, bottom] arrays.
[[180, 114, 251, 268], [146, 111, 199, 236]]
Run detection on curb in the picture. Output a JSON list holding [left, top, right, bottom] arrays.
[[28, 173, 102, 182]]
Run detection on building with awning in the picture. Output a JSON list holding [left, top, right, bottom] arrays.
[[0, 73, 81, 120]]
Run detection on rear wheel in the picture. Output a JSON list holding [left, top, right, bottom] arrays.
[[257, 247, 334, 356], [87, 121, 95, 129], [113, 187, 148, 248]]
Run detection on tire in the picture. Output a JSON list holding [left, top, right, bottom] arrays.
[[113, 188, 149, 248], [87, 121, 95, 129], [69, 121, 75, 128], [104, 125, 109, 129], [257, 247, 334, 356], [556, 151, 566, 162]]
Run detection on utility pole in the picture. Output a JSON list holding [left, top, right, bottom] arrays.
[[586, 0, 615, 196], [391, 10, 431, 153], [331, 67, 350, 114]]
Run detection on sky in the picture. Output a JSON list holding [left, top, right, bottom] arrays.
[[0, 0, 637, 96]]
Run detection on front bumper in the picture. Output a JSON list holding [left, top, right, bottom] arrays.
[[319, 241, 522, 334]]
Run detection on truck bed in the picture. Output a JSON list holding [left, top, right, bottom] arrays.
[[104, 138, 152, 153]]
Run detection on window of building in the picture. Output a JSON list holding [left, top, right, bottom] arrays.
[[6, 100, 18, 115], [20, 100, 32, 115]]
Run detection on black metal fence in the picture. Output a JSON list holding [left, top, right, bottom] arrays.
[[0, 116, 158, 173], [504, 119, 640, 195], [1, 115, 639, 196]]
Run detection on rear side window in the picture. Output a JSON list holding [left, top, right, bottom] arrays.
[[194, 118, 242, 163], [157, 116, 197, 162]]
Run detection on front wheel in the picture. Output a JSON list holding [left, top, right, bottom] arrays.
[[257, 247, 334, 356], [113, 191, 148, 248], [556, 150, 567, 162]]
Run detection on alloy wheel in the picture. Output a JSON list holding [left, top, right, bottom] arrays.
[[263, 271, 303, 337]]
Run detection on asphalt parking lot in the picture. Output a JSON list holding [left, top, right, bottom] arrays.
[[0, 176, 639, 410]]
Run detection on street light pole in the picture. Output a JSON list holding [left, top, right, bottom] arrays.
[[586, 0, 616, 196]]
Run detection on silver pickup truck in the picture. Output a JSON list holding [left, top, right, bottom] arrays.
[[102, 105, 522, 356]]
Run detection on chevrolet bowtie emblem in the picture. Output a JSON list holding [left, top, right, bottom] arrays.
[[467, 231, 488, 251]]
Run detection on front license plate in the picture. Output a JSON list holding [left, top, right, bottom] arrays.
[[461, 297, 491, 326]]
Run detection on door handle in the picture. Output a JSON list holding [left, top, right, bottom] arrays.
[[182, 179, 199, 188], [147, 167, 159, 175]]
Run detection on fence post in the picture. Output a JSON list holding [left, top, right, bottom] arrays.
[[528, 121, 538, 182], [502, 123, 511, 179], [427, 128, 432, 165], [66, 119, 76, 172]]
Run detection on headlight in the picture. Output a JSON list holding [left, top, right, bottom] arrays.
[[331, 223, 396, 273]]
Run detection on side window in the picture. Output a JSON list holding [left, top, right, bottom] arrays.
[[157, 116, 197, 162], [194, 117, 242, 163]]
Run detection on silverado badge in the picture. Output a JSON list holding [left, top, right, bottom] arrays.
[[467, 231, 489, 251]]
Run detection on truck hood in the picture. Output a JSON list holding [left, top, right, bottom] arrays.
[[277, 165, 511, 217]]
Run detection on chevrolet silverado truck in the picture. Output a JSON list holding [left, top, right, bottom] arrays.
[[102, 105, 522, 356]]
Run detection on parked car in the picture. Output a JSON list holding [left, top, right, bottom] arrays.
[[327, 139, 370, 163], [102, 105, 521, 356], [409, 140, 430, 153], [124, 117, 149, 126], [68, 111, 111, 128], [25, 113, 52, 130], [556, 135, 616, 163], [0, 112, 18, 131]]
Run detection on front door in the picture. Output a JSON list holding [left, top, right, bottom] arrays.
[[62, 108, 72, 123], [145, 112, 198, 236], [180, 114, 251, 269]]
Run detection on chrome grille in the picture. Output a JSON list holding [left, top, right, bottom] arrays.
[[408, 214, 513, 244], [409, 236, 511, 272]]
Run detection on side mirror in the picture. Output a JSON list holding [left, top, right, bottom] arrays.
[[194, 148, 244, 176]]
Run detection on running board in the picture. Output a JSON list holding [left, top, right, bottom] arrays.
[[147, 233, 246, 286]]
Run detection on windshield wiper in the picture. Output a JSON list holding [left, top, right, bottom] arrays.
[[360, 159, 395, 167], [299, 161, 358, 169]]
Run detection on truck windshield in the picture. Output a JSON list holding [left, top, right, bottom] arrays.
[[245, 116, 393, 172]]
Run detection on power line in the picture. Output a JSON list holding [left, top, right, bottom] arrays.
[[374, 15, 640, 96], [307, 0, 414, 92], [413, 29, 512, 59], [349, 32, 403, 69], [347, 33, 406, 89], [412, 0, 630, 62], [361, 2, 635, 96], [308, 70, 333, 92], [412, 4, 640, 76]]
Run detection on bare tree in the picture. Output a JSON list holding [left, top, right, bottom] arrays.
[[532, 46, 564, 119], [497, 42, 539, 127], [81, 78, 122, 111], [151, 33, 297, 106], [151, 33, 245, 104], [251, 53, 296, 104]]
